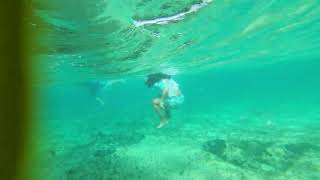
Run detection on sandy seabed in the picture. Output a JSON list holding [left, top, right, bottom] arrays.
[[33, 111, 320, 180]]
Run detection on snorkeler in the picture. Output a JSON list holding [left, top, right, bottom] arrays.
[[145, 73, 184, 128], [80, 79, 126, 105], [83, 80, 106, 105]]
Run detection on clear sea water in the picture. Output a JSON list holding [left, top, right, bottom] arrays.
[[30, 0, 320, 179]]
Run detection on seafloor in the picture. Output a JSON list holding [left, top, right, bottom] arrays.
[[34, 110, 320, 180]]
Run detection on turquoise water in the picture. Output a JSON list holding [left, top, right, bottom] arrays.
[[31, 0, 320, 179]]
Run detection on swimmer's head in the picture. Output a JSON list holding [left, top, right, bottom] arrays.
[[145, 73, 171, 88]]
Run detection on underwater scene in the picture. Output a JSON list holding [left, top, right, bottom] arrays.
[[29, 0, 320, 179]]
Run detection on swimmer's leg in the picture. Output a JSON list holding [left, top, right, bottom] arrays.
[[152, 98, 168, 128], [164, 106, 171, 119]]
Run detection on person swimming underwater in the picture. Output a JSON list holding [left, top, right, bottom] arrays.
[[81, 79, 126, 105], [145, 73, 184, 128]]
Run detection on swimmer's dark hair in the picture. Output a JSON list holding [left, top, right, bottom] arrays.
[[145, 73, 171, 88]]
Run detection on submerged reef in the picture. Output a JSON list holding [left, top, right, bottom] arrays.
[[202, 139, 320, 176], [202, 139, 227, 157]]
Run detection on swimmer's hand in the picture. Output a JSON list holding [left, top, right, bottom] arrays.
[[159, 101, 165, 109], [96, 97, 105, 105]]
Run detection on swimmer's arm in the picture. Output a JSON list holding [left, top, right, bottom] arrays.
[[161, 80, 169, 101], [158, 87, 168, 108], [160, 87, 168, 102]]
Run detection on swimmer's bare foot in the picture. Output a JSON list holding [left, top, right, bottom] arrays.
[[157, 121, 168, 129]]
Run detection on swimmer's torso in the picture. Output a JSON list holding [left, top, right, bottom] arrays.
[[154, 79, 181, 97]]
